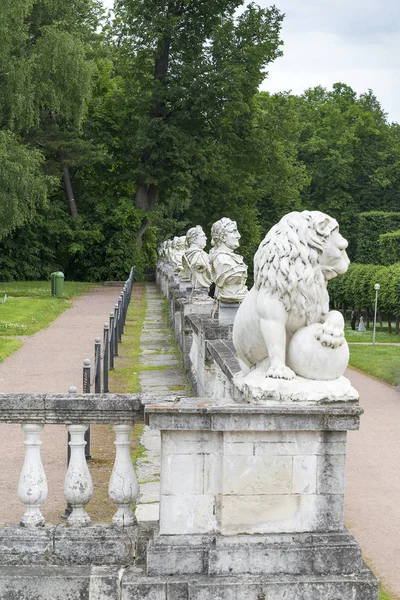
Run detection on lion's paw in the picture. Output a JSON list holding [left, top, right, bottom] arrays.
[[315, 324, 345, 349], [266, 365, 296, 380]]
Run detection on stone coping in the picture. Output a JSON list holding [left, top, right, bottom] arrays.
[[185, 314, 232, 339], [145, 397, 363, 431], [205, 339, 241, 381], [0, 393, 175, 424]]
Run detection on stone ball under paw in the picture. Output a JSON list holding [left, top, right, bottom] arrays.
[[287, 323, 349, 380]]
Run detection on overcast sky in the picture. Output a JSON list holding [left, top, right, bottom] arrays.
[[262, 0, 400, 123], [101, 0, 400, 123]]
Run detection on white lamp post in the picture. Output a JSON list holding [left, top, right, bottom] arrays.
[[372, 283, 380, 345]]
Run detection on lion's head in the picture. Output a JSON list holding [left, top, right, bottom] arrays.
[[254, 211, 349, 325]]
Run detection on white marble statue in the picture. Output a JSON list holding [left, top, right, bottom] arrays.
[[170, 236, 188, 274], [182, 226, 212, 295], [209, 218, 248, 303], [232, 210, 350, 382]]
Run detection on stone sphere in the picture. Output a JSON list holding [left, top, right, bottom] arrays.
[[287, 323, 349, 380]]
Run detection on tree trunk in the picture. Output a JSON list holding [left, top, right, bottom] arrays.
[[50, 111, 78, 218], [135, 33, 171, 244], [396, 316, 399, 334], [62, 162, 78, 218], [366, 308, 370, 329], [388, 315, 392, 334]]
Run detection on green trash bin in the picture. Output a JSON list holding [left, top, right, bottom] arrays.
[[51, 271, 64, 297]]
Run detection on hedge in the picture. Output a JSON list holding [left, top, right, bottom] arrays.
[[379, 230, 400, 265], [328, 262, 400, 317], [355, 211, 400, 264]]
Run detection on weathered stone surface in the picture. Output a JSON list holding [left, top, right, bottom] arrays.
[[0, 565, 120, 600], [146, 399, 363, 432], [147, 531, 365, 577], [0, 526, 136, 566], [0, 393, 143, 424]]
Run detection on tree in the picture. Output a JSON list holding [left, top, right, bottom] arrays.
[[296, 83, 400, 257], [0, 0, 103, 227], [112, 0, 283, 242]]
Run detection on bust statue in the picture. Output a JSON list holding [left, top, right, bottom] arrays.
[[182, 226, 212, 295], [170, 236, 188, 274], [232, 211, 351, 385], [209, 218, 248, 303]]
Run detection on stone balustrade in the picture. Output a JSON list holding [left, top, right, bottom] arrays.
[[0, 393, 147, 564]]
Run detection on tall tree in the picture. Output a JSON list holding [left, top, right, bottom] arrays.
[[112, 0, 283, 242]]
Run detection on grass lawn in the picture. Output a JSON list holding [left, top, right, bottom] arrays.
[[0, 280, 93, 299], [379, 586, 394, 600], [0, 280, 93, 361], [0, 297, 74, 336], [349, 344, 400, 385], [0, 337, 23, 362], [345, 324, 400, 344]]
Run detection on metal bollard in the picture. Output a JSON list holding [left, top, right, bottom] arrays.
[[118, 294, 123, 342], [103, 323, 109, 393], [109, 312, 115, 369], [114, 303, 119, 357], [94, 337, 101, 394], [83, 359, 92, 461], [62, 385, 77, 519]]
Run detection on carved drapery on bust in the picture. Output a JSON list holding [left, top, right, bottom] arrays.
[[182, 226, 212, 294], [209, 218, 248, 303], [232, 210, 350, 383]]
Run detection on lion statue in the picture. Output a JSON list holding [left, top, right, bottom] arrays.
[[232, 210, 350, 380]]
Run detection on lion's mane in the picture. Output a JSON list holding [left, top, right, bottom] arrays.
[[254, 211, 337, 325]]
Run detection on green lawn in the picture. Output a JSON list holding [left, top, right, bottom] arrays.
[[379, 586, 394, 600], [0, 280, 93, 361], [0, 280, 93, 299], [345, 324, 400, 344], [0, 337, 23, 362], [0, 297, 74, 336], [349, 344, 400, 385]]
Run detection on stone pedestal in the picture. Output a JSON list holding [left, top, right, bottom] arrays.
[[218, 301, 240, 325], [145, 397, 378, 598], [179, 278, 192, 294], [178, 300, 214, 368]]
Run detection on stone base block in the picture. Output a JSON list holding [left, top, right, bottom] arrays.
[[0, 565, 120, 600], [121, 570, 378, 600], [146, 531, 365, 577], [0, 525, 137, 566]]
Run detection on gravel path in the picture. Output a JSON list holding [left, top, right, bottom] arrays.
[[345, 367, 400, 599], [0, 285, 121, 524]]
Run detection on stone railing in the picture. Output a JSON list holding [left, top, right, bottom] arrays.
[[0, 392, 146, 566]]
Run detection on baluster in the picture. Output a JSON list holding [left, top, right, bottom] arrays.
[[64, 425, 93, 526], [109, 424, 138, 527], [18, 424, 48, 528]]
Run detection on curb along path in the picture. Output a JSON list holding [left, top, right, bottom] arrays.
[[0, 285, 122, 524], [135, 283, 191, 525]]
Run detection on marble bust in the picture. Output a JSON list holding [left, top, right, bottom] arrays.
[[209, 218, 248, 303], [232, 210, 351, 385], [170, 236, 188, 274], [182, 226, 212, 295]]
